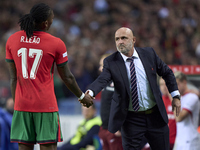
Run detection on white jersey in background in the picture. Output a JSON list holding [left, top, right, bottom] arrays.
[[176, 93, 200, 150]]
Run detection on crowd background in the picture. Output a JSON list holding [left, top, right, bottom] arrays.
[[1, 0, 200, 110], [1, 0, 200, 149]]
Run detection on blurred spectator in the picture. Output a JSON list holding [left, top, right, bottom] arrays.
[[0, 97, 18, 150], [5, 97, 14, 115], [57, 104, 102, 150], [174, 71, 200, 150]]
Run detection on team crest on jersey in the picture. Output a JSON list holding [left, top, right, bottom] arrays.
[[63, 52, 68, 58]]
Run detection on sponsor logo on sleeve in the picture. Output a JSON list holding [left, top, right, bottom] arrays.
[[63, 52, 68, 58]]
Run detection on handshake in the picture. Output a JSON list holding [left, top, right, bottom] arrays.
[[78, 90, 95, 108]]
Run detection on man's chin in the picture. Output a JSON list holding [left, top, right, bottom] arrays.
[[121, 50, 129, 54], [118, 48, 125, 52]]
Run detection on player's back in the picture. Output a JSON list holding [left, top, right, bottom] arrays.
[[6, 30, 68, 112]]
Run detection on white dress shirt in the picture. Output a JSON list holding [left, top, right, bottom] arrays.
[[120, 50, 156, 111]]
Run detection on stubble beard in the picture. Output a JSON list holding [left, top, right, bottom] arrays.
[[117, 42, 133, 55]]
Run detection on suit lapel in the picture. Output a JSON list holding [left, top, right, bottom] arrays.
[[135, 47, 152, 83], [115, 52, 130, 97]]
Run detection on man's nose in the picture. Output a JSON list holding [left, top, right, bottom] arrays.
[[118, 39, 124, 44]]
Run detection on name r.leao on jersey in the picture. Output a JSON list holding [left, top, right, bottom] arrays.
[[20, 36, 40, 44]]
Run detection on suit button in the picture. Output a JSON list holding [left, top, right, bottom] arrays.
[[124, 108, 128, 111]]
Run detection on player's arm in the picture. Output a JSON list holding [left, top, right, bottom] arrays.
[[57, 62, 82, 96], [57, 62, 93, 107], [174, 109, 189, 122], [7, 62, 17, 102]]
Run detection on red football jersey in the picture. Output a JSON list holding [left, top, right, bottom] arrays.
[[162, 95, 176, 144], [6, 30, 68, 112]]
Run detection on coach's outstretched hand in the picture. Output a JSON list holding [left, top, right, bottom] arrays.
[[79, 91, 94, 108]]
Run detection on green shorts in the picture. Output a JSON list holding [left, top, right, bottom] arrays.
[[10, 110, 63, 144]]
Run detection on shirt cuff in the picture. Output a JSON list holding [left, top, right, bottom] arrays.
[[170, 90, 180, 97], [87, 90, 94, 97]]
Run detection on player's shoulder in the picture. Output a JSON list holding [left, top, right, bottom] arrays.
[[105, 51, 119, 61], [183, 92, 199, 103], [48, 33, 64, 44], [135, 47, 155, 54], [8, 30, 24, 39], [42, 32, 60, 40], [185, 92, 198, 98], [6, 31, 24, 45]]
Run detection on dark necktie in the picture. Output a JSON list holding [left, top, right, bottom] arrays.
[[127, 57, 140, 111]]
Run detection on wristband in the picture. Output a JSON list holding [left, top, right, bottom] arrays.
[[173, 95, 180, 100], [78, 93, 85, 100]]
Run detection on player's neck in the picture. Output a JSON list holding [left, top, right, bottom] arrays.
[[183, 88, 189, 96], [34, 28, 43, 31]]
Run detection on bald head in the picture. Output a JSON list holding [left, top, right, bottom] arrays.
[[115, 27, 136, 57], [115, 27, 134, 39]]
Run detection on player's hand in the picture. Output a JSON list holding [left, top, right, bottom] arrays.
[[172, 98, 181, 116], [114, 130, 122, 137], [79, 91, 94, 108]]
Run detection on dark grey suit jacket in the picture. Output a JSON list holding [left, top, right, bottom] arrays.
[[88, 47, 178, 133]]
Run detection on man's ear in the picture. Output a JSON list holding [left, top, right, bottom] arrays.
[[44, 20, 49, 29], [133, 37, 136, 43], [41, 20, 48, 30]]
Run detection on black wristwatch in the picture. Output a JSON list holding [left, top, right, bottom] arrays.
[[173, 95, 181, 100]]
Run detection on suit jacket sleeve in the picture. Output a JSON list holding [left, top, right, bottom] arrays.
[[153, 48, 178, 93], [88, 58, 112, 96]]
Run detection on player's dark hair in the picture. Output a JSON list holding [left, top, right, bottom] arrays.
[[18, 3, 52, 38]]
